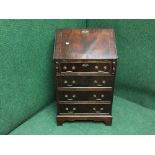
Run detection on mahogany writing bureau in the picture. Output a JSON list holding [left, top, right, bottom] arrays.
[[53, 29, 118, 126]]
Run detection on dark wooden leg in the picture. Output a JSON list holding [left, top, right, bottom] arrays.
[[57, 116, 64, 126], [104, 117, 112, 126], [57, 120, 63, 126]]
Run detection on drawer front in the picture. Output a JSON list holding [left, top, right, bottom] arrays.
[[58, 104, 111, 114], [58, 91, 112, 101], [60, 62, 112, 73], [58, 76, 114, 87]]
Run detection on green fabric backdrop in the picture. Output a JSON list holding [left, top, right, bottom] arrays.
[[0, 19, 86, 134], [88, 20, 155, 110], [1, 19, 155, 134]]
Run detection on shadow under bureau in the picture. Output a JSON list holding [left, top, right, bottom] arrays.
[[53, 29, 118, 126]]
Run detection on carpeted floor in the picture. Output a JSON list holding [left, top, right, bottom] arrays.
[[10, 96, 155, 135]]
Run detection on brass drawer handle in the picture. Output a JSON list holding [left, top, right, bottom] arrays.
[[102, 80, 106, 84], [65, 107, 75, 113], [72, 66, 76, 70], [72, 94, 76, 98], [93, 107, 96, 111], [98, 70, 104, 73], [63, 66, 67, 70], [94, 80, 98, 84], [97, 84, 103, 86], [96, 98, 102, 101], [72, 80, 76, 84], [67, 98, 73, 101], [81, 29, 89, 34], [93, 94, 97, 98], [73, 107, 76, 111], [93, 107, 103, 113], [101, 94, 104, 98], [82, 64, 89, 67], [64, 80, 68, 84], [100, 107, 104, 110], [66, 84, 73, 87], [95, 65, 99, 69], [103, 66, 108, 70], [66, 71, 73, 72], [64, 94, 68, 98]]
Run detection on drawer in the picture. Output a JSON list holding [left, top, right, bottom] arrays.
[[60, 62, 112, 73], [58, 76, 114, 87], [58, 90, 112, 101], [58, 104, 111, 114]]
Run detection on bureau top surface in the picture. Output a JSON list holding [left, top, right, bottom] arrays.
[[53, 29, 118, 60]]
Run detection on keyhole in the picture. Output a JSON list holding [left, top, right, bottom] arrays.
[[65, 42, 70, 45]]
